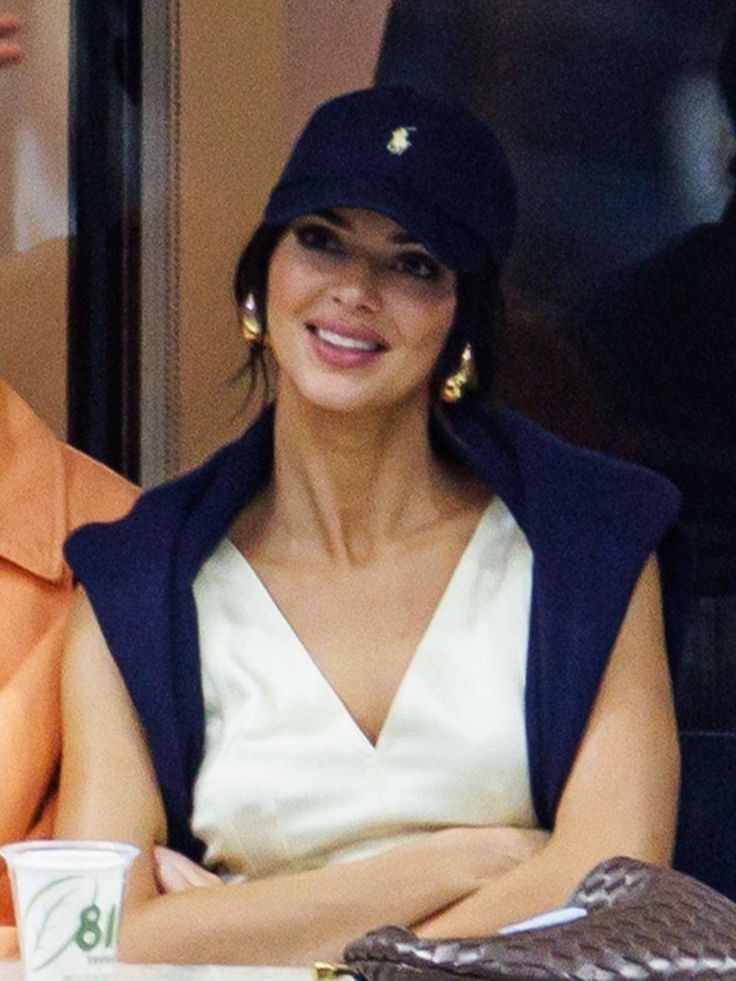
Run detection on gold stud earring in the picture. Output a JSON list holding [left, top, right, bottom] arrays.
[[241, 293, 264, 345], [440, 342, 476, 403]]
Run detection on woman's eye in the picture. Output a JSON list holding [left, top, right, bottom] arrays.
[[395, 252, 441, 281], [294, 224, 343, 254]]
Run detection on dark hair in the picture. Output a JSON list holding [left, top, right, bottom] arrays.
[[232, 221, 504, 406]]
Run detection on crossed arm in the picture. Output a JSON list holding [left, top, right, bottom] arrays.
[[56, 556, 678, 965], [417, 554, 679, 935]]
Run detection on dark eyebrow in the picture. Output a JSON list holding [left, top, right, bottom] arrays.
[[313, 208, 350, 228], [311, 208, 422, 248]]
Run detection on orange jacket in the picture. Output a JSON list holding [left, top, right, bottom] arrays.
[[0, 381, 138, 951]]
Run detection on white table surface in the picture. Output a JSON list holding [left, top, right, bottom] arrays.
[[0, 964, 313, 979]]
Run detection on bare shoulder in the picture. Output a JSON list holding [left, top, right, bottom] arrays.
[[554, 553, 679, 864], [59, 586, 166, 850], [603, 554, 668, 685], [58, 601, 165, 909], [64, 587, 117, 672], [64, 588, 151, 749]]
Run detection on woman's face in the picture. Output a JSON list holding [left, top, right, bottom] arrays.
[[265, 207, 457, 415]]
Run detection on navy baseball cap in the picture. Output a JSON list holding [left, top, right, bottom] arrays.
[[264, 86, 517, 271]]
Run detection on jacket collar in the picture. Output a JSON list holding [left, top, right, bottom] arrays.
[[0, 381, 68, 582]]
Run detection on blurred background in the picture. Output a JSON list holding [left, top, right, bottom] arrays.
[[1, 0, 732, 476]]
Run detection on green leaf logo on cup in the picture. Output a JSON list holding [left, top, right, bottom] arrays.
[[23, 876, 119, 970], [0, 840, 138, 981]]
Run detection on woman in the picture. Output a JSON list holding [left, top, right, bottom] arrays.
[[58, 87, 680, 965]]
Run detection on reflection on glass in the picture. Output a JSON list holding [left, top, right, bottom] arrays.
[[0, 0, 69, 438]]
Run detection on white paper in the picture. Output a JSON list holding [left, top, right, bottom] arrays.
[[499, 905, 588, 934]]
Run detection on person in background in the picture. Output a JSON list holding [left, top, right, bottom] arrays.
[[560, 12, 736, 900], [0, 9, 136, 948], [0, 24, 125, 956], [0, 13, 205, 955], [0, 382, 137, 955], [59, 86, 681, 965], [566, 10, 736, 733]]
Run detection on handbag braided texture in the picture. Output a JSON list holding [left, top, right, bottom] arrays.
[[342, 857, 736, 979]]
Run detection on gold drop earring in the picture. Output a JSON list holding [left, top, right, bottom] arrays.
[[241, 292, 264, 345], [440, 342, 476, 403]]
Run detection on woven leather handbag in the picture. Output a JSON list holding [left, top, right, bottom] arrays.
[[312, 856, 736, 979]]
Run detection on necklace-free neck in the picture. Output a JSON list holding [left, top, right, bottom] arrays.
[[264, 389, 470, 565]]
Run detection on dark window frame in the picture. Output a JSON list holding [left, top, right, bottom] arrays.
[[67, 0, 142, 480]]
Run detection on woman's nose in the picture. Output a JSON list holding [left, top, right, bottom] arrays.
[[329, 256, 382, 311]]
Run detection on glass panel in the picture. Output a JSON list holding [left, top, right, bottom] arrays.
[[139, 0, 392, 482], [0, 0, 69, 437]]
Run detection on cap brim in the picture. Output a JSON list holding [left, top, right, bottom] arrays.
[[264, 175, 489, 272]]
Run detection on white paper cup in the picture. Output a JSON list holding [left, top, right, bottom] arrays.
[[0, 839, 139, 981]]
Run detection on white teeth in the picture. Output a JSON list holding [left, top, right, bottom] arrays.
[[316, 327, 380, 352]]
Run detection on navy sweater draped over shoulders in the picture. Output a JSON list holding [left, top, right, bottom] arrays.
[[65, 402, 683, 860]]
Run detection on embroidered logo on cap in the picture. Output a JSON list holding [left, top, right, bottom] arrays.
[[387, 127, 416, 155]]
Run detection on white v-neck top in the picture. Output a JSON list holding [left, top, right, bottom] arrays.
[[190, 498, 535, 879]]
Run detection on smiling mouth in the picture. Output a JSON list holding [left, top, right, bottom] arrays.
[[306, 324, 387, 353]]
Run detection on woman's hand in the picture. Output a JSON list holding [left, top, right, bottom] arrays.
[[154, 846, 225, 893], [0, 13, 22, 66]]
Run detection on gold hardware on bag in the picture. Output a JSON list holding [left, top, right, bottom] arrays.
[[312, 962, 355, 979]]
